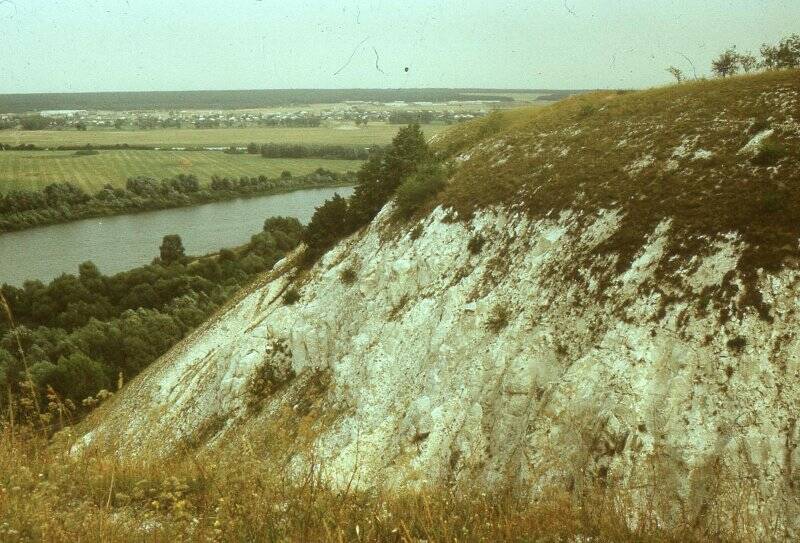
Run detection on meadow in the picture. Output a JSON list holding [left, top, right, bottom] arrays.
[[0, 123, 448, 149], [0, 149, 362, 193]]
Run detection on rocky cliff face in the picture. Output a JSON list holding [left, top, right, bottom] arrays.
[[77, 71, 800, 533]]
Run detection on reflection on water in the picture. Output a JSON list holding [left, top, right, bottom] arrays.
[[1, 186, 353, 286]]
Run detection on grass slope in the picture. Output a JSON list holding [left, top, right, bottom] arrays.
[[0, 150, 362, 193], [434, 69, 800, 319], [0, 424, 763, 542], [0, 123, 448, 148]]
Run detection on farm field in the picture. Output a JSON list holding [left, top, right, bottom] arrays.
[[0, 150, 362, 193], [0, 122, 448, 149]]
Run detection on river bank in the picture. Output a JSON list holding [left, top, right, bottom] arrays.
[[0, 173, 354, 233], [1, 185, 353, 285]]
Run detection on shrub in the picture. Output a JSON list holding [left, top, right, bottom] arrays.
[[395, 162, 446, 216], [468, 233, 485, 255], [218, 248, 237, 262], [748, 119, 770, 134], [339, 266, 357, 285], [751, 139, 788, 166], [486, 305, 511, 333], [726, 336, 747, 353], [760, 188, 788, 213], [283, 288, 300, 305], [578, 103, 597, 118]]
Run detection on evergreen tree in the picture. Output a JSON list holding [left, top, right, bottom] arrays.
[[159, 234, 186, 265]]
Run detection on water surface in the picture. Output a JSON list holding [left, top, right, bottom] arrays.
[[1, 186, 353, 286]]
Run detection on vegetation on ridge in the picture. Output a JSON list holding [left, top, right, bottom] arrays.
[[303, 123, 437, 260], [434, 69, 800, 321]]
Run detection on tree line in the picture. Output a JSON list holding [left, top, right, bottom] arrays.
[[0, 217, 304, 420], [303, 123, 446, 261], [246, 142, 383, 160], [669, 34, 800, 81], [0, 169, 356, 233]]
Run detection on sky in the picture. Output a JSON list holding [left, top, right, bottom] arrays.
[[0, 0, 797, 93]]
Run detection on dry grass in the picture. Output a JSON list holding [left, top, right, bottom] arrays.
[[0, 425, 772, 543]]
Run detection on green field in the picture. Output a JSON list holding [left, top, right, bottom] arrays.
[[0, 123, 448, 149], [0, 150, 363, 193]]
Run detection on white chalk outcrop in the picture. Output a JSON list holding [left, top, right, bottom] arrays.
[[77, 197, 800, 531]]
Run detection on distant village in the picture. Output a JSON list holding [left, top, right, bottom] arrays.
[[0, 101, 495, 131]]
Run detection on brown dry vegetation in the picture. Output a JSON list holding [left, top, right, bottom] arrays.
[[433, 70, 800, 321], [0, 423, 777, 543]]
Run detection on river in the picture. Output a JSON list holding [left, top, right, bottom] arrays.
[[0, 186, 353, 287]]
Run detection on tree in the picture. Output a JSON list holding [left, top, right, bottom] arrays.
[[303, 194, 350, 255], [19, 115, 50, 130], [395, 162, 446, 216], [348, 124, 429, 226], [760, 34, 800, 69], [113, 118, 125, 130], [667, 66, 684, 83], [50, 353, 110, 401], [75, 121, 87, 131], [711, 48, 740, 77], [737, 52, 758, 73], [159, 234, 185, 265]]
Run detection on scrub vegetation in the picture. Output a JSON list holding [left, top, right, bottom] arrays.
[[434, 68, 800, 321]]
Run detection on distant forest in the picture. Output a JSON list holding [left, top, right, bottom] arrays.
[[0, 88, 569, 113]]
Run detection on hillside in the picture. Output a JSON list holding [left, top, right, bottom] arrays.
[[74, 70, 800, 538]]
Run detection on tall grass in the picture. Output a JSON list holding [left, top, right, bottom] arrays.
[[0, 427, 772, 542]]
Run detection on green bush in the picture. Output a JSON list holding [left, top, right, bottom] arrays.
[[578, 103, 597, 119], [283, 288, 301, 305], [395, 162, 446, 216], [751, 139, 788, 166], [485, 305, 511, 333], [339, 267, 357, 285], [467, 234, 485, 255]]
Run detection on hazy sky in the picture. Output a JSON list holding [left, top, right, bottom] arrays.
[[0, 0, 797, 93]]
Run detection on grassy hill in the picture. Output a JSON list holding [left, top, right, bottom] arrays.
[[434, 69, 800, 318]]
